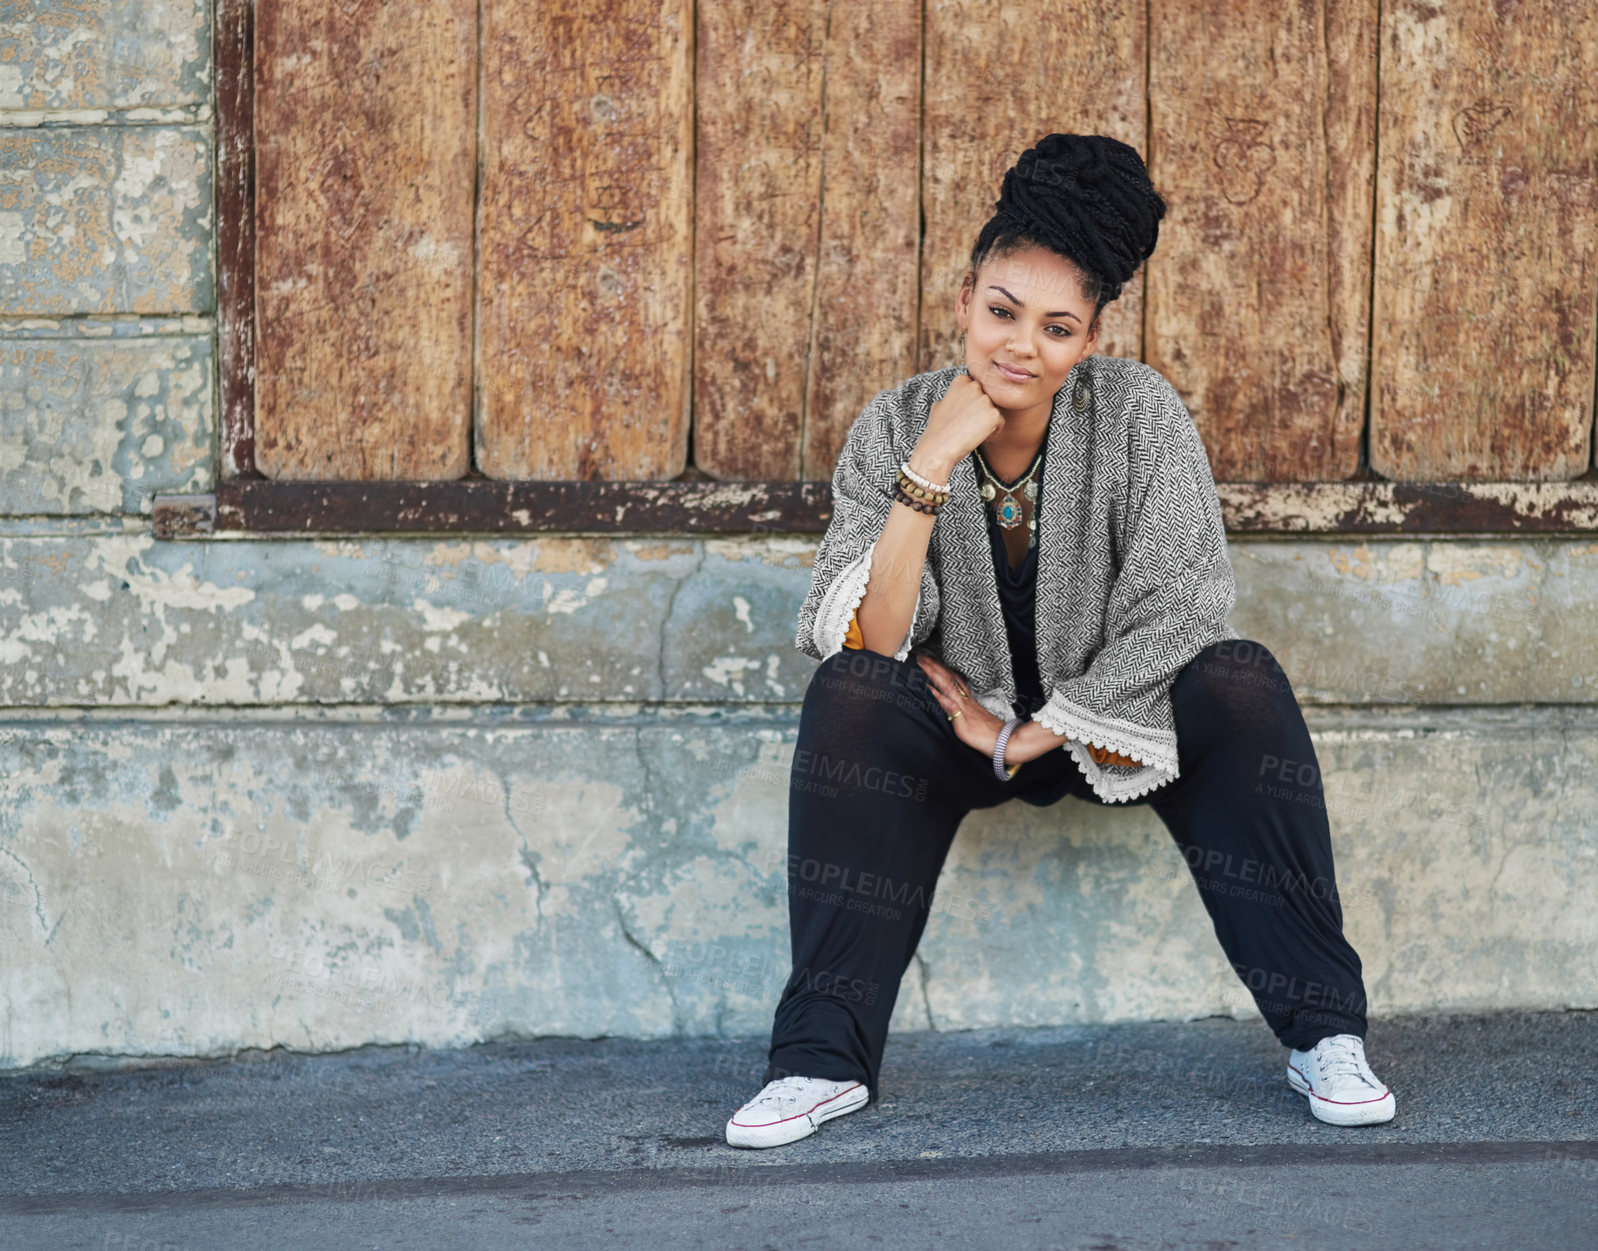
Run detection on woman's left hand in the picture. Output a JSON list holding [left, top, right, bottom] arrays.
[[915, 654, 1003, 758]]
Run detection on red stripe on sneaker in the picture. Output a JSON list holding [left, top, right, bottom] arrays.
[[730, 1083, 864, 1128], [1311, 1089, 1391, 1106], [1290, 1062, 1390, 1106]]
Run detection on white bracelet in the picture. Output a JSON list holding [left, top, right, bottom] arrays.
[[900, 459, 950, 494]]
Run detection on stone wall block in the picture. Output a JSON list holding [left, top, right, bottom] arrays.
[[0, 126, 212, 316], [0, 326, 212, 513]]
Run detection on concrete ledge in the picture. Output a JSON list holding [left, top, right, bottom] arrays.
[[1, 532, 1595, 708], [1, 707, 1593, 1069]]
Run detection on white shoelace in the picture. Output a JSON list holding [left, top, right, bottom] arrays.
[[1315, 1035, 1383, 1091], [745, 1077, 823, 1112]]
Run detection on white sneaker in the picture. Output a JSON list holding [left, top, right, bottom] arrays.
[[725, 1075, 870, 1148], [1287, 1034, 1396, 1126]]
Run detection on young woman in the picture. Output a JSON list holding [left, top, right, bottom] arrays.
[[726, 133, 1394, 1148]]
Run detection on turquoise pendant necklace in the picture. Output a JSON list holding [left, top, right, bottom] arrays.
[[972, 444, 1043, 547]]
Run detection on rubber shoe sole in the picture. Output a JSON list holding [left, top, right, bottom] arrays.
[[1287, 1061, 1396, 1126], [725, 1081, 870, 1149]]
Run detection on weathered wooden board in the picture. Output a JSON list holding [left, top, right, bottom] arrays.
[[209, 478, 836, 533], [920, 1, 1146, 373], [693, 0, 921, 481], [1372, 2, 1598, 480], [801, 0, 921, 481], [1147, 0, 1375, 483], [253, 0, 475, 480], [476, 0, 693, 481]]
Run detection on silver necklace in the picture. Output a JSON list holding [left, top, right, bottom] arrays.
[[972, 444, 1043, 547]]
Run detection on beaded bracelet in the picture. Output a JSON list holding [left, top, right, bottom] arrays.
[[900, 459, 951, 494], [894, 476, 948, 507], [895, 468, 948, 501], [892, 484, 942, 515], [895, 466, 949, 502]]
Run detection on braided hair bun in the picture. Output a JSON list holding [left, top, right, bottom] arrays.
[[971, 133, 1166, 316]]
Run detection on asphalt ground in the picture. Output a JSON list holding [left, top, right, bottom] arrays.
[[2, 1011, 1593, 1249]]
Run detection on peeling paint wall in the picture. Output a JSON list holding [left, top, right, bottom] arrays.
[[1, 531, 1593, 709], [0, 1, 1595, 1070], [1, 705, 1595, 1069], [0, 1, 210, 112], [1, 126, 213, 315], [0, 319, 213, 513], [0, 522, 1595, 1069]]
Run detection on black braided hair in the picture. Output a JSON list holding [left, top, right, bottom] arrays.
[[968, 133, 1166, 329]]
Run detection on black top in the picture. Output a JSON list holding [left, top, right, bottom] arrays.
[[977, 444, 1047, 720]]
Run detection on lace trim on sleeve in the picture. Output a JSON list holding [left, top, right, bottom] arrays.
[[813, 543, 919, 662], [1032, 689, 1180, 804]]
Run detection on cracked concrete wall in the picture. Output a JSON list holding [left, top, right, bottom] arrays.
[[1, 1, 1595, 1069], [1, 529, 1597, 1068], [1, 705, 1594, 1069]]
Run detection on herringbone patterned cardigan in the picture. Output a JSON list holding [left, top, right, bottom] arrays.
[[796, 355, 1241, 804]]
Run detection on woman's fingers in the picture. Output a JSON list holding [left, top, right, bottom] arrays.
[[917, 659, 965, 721], [915, 654, 969, 700]]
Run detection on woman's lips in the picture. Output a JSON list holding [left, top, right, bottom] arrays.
[[995, 362, 1032, 382]]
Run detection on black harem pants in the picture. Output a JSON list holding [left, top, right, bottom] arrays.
[[763, 638, 1371, 1100]]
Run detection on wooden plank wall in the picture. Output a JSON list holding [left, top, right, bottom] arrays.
[[253, 0, 476, 480], [692, 0, 922, 481], [475, 0, 694, 481], [691, 0, 833, 482], [248, 0, 1598, 486], [920, 1, 1147, 372], [798, 2, 922, 481], [1371, 1, 1598, 481], [1146, 0, 1376, 483]]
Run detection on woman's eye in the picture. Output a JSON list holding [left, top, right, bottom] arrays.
[[987, 306, 1070, 336]]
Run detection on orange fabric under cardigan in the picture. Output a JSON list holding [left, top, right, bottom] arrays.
[[840, 608, 1138, 768]]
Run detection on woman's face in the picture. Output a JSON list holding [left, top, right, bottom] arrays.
[[956, 244, 1100, 423]]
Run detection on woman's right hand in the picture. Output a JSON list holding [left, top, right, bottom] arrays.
[[909, 373, 1006, 482]]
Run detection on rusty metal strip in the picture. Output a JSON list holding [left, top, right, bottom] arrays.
[[183, 478, 1598, 537], [152, 495, 219, 540], [216, 0, 258, 480], [1217, 480, 1598, 534], [210, 481, 837, 534]]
